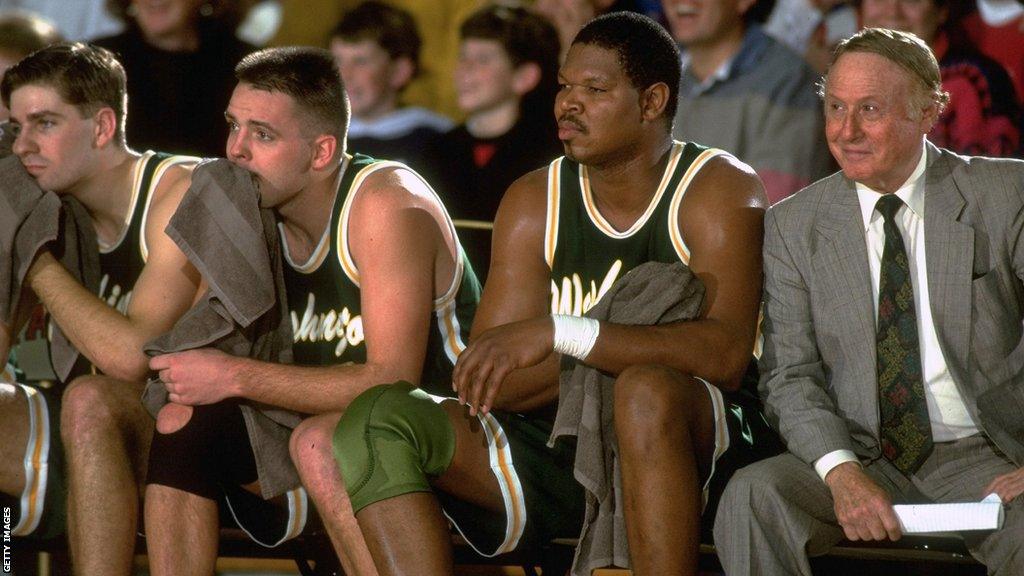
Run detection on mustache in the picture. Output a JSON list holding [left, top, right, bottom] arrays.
[[557, 114, 587, 133]]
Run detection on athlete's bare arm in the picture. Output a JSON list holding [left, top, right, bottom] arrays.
[[454, 156, 767, 414], [583, 155, 766, 386], [26, 163, 204, 381], [450, 168, 562, 413], [152, 167, 457, 413]]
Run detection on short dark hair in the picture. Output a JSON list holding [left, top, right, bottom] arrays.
[[1, 42, 127, 144], [330, 1, 422, 77], [234, 46, 349, 140], [573, 12, 681, 125], [0, 11, 63, 58], [459, 3, 561, 123]]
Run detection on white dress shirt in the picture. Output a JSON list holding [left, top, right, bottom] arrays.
[[814, 145, 979, 481]]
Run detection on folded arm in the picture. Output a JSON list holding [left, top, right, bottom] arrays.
[[28, 164, 203, 382]]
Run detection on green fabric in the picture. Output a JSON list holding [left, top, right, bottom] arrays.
[[284, 154, 480, 396], [549, 141, 707, 317], [437, 409, 585, 555], [333, 381, 456, 512]]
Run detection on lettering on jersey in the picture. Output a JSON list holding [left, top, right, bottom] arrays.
[[98, 274, 132, 313], [550, 260, 623, 316], [291, 292, 364, 357]]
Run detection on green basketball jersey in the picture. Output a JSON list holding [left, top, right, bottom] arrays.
[[282, 154, 480, 396], [97, 150, 198, 312], [545, 141, 727, 316]]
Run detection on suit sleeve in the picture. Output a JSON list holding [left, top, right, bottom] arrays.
[[759, 206, 857, 465]]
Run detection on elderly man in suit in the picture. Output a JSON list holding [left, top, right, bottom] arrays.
[[713, 27, 1024, 575]]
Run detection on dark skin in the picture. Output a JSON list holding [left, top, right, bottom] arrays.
[[356, 42, 766, 576]]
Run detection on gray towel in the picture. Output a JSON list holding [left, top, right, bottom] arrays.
[[142, 158, 299, 499], [549, 261, 705, 576], [0, 155, 100, 381]]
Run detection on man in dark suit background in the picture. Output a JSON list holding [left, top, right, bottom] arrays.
[[714, 27, 1024, 575]]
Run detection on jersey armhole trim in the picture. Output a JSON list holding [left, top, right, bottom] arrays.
[[668, 147, 729, 264], [544, 157, 562, 269], [99, 150, 154, 255], [337, 159, 408, 287], [138, 154, 201, 263]]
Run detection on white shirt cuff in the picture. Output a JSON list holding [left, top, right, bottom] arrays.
[[814, 449, 859, 481]]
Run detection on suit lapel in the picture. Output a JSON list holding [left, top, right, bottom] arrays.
[[814, 177, 880, 432], [923, 143, 973, 380]]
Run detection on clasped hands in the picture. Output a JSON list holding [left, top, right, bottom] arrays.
[[451, 316, 553, 416]]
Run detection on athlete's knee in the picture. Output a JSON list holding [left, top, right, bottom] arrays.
[[61, 375, 127, 443], [614, 364, 704, 441], [289, 415, 336, 477], [333, 381, 455, 513]]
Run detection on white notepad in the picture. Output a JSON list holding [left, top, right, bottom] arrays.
[[894, 493, 1004, 533]]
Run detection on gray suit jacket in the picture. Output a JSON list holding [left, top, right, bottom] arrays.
[[760, 142, 1024, 468]]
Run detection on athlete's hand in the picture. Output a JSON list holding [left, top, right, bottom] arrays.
[[984, 467, 1024, 504], [825, 462, 902, 541], [453, 317, 553, 416], [150, 348, 243, 406]]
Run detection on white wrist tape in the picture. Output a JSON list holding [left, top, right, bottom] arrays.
[[551, 314, 600, 360]]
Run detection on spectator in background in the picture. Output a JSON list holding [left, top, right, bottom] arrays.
[[664, 0, 834, 203], [0, 10, 62, 121], [434, 3, 562, 282], [962, 0, 1024, 105], [0, 0, 121, 41], [329, 1, 451, 180], [270, 0, 479, 121], [95, 0, 255, 157], [531, 0, 664, 62], [859, 0, 1021, 157], [763, 0, 857, 73]]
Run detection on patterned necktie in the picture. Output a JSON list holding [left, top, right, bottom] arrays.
[[875, 194, 933, 475]]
